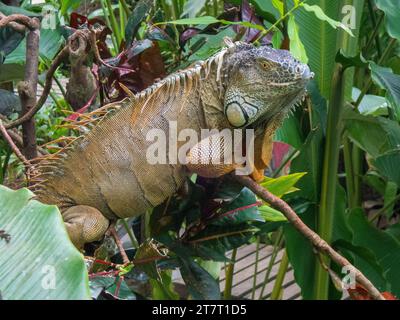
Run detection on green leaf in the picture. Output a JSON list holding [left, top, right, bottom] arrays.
[[343, 107, 400, 158], [284, 206, 316, 299], [335, 50, 368, 69], [383, 181, 398, 218], [363, 171, 386, 196], [275, 114, 304, 149], [375, 0, 400, 41], [89, 276, 136, 300], [188, 224, 258, 253], [181, 0, 207, 18], [385, 223, 400, 243], [294, 1, 348, 99], [213, 187, 263, 225], [158, 16, 265, 32], [106, 277, 136, 300], [0, 185, 90, 299], [271, 0, 284, 17], [352, 87, 388, 116], [158, 16, 220, 25], [5, 27, 64, 65], [198, 259, 223, 280], [0, 63, 25, 82], [134, 240, 165, 281], [0, 27, 24, 64], [260, 172, 307, 198], [302, 3, 354, 36], [333, 239, 386, 291], [125, 0, 153, 45], [348, 208, 400, 295], [60, 0, 81, 16], [369, 62, 400, 120], [251, 0, 279, 23], [150, 270, 179, 300], [258, 205, 287, 222], [374, 150, 400, 186], [187, 28, 236, 62], [178, 257, 220, 300], [150, 179, 203, 237], [0, 88, 20, 116], [285, 185, 349, 300], [0, 2, 40, 16], [287, 15, 308, 63], [89, 276, 115, 299]]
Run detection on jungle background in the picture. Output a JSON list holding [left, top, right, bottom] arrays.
[[0, 0, 400, 300]]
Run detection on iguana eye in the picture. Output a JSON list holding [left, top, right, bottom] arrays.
[[258, 59, 276, 70]]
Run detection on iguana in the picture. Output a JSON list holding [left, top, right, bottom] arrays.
[[31, 40, 313, 248]]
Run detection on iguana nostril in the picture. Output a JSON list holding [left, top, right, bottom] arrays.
[[302, 66, 314, 79]]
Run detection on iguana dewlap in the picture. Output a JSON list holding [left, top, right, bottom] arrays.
[[32, 41, 313, 248]]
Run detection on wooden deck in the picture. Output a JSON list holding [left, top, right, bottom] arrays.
[[221, 244, 301, 300], [173, 243, 301, 300]]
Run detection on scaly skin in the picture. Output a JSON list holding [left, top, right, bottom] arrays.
[[31, 41, 313, 248]]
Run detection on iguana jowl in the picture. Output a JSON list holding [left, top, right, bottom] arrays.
[[31, 41, 313, 248]]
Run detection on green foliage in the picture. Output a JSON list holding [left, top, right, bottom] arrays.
[[294, 1, 342, 99], [0, 185, 90, 299], [178, 257, 221, 300], [287, 15, 308, 63], [369, 63, 400, 120], [374, 0, 400, 41]]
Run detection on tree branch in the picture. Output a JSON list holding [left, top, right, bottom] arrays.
[[18, 22, 40, 160], [0, 12, 26, 33], [232, 174, 385, 300], [5, 46, 69, 130], [0, 14, 39, 30]]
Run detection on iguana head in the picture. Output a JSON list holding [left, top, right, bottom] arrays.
[[223, 43, 314, 128]]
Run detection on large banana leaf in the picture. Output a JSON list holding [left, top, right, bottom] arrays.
[[0, 185, 90, 300], [375, 0, 400, 41], [294, 1, 341, 99], [295, 0, 363, 99]]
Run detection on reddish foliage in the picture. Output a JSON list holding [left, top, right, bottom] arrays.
[[99, 40, 166, 101], [70, 12, 112, 59], [271, 142, 291, 174], [348, 284, 397, 300]]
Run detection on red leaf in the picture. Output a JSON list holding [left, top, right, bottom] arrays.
[[348, 284, 397, 300], [100, 41, 166, 101], [382, 292, 397, 300]]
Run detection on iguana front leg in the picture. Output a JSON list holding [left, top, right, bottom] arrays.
[[62, 205, 110, 248], [186, 130, 273, 181], [186, 132, 242, 178]]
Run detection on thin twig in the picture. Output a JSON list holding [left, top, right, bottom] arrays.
[[108, 224, 130, 265], [232, 174, 385, 300], [0, 115, 46, 155], [0, 119, 30, 166], [5, 46, 69, 130]]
